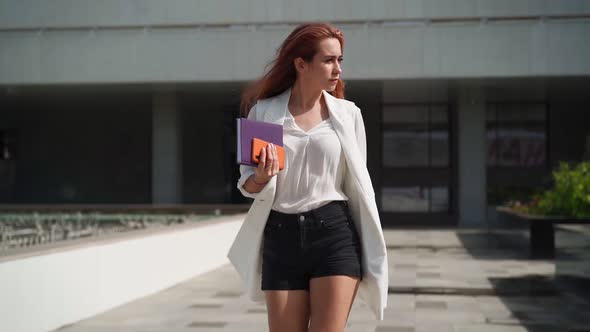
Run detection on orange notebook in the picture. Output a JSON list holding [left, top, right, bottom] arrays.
[[252, 138, 285, 170]]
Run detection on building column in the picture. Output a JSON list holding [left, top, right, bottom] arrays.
[[457, 85, 487, 227], [152, 89, 182, 204]]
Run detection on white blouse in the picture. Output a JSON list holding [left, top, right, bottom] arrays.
[[272, 111, 349, 213], [237, 110, 349, 213]]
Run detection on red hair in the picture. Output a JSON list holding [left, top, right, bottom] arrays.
[[240, 22, 346, 117]]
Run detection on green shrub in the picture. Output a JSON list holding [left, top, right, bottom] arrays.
[[525, 162, 590, 218]]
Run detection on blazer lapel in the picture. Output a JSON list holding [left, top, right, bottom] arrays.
[[323, 91, 375, 198], [262, 88, 291, 125]]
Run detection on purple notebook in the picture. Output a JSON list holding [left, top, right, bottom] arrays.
[[236, 118, 283, 167]]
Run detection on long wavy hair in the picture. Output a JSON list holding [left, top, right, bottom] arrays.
[[240, 22, 346, 117]]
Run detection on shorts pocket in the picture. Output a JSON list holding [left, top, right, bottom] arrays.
[[320, 213, 350, 230], [263, 222, 282, 237]]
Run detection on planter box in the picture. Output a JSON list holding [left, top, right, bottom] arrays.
[[496, 206, 590, 259]]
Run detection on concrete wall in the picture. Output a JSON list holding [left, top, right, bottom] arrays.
[[152, 90, 182, 204], [1, 3, 589, 84], [0, 216, 244, 332], [457, 85, 487, 227], [1, 0, 589, 28]]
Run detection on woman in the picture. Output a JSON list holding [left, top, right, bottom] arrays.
[[227, 23, 388, 331]]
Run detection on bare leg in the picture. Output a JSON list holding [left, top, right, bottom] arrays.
[[308, 275, 361, 332], [265, 290, 311, 332]]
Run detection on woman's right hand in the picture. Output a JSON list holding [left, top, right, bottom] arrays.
[[253, 143, 279, 184]]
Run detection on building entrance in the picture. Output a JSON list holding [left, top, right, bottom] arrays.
[[380, 103, 456, 226]]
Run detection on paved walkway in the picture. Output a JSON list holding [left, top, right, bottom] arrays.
[[53, 229, 590, 332]]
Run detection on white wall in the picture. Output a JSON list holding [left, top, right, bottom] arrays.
[[0, 216, 244, 332]]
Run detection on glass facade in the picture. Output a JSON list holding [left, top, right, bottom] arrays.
[[486, 103, 548, 206], [381, 104, 452, 217], [487, 103, 546, 168]]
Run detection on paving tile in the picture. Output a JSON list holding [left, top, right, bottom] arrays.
[[188, 303, 224, 309], [186, 321, 227, 328], [416, 272, 441, 278], [374, 326, 414, 332], [394, 264, 417, 269], [415, 311, 486, 324], [212, 290, 243, 298], [415, 300, 447, 310], [453, 324, 531, 332], [415, 321, 454, 332]]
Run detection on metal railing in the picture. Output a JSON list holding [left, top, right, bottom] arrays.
[[0, 212, 213, 253]]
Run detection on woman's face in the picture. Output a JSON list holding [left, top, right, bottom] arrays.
[[296, 38, 343, 92]]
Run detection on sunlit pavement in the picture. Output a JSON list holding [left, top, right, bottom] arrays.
[[53, 228, 590, 332]]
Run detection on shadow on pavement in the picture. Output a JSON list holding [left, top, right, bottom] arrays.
[[454, 229, 590, 331]]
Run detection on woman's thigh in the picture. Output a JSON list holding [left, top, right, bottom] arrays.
[[265, 290, 311, 332], [308, 275, 360, 332]]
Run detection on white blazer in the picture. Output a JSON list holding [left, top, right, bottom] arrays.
[[227, 87, 388, 320]]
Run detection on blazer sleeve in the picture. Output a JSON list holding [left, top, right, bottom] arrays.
[[236, 103, 260, 199], [353, 103, 368, 166]]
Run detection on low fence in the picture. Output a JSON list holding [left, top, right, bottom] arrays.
[[0, 212, 205, 253], [0, 204, 250, 255]]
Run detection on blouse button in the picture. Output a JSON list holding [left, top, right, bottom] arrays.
[[299, 215, 305, 222]]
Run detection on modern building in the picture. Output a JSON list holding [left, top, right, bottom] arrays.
[[1, 1, 589, 228]]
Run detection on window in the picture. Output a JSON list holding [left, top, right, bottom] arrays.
[[381, 104, 452, 213], [487, 103, 546, 167], [382, 105, 449, 168], [486, 103, 548, 206]]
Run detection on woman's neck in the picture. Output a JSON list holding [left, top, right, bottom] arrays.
[[289, 81, 323, 114]]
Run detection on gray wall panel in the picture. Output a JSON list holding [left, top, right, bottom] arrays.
[[1, 21, 590, 84], [2, 0, 590, 29], [547, 21, 590, 74]]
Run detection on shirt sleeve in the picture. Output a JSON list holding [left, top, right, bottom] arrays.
[[236, 103, 260, 199]]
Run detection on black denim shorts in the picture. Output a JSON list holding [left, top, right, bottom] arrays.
[[261, 200, 363, 291]]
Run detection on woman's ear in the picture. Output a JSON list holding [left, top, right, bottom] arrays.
[[294, 57, 306, 73]]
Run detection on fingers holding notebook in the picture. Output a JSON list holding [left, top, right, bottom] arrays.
[[270, 143, 280, 175], [254, 144, 279, 184]]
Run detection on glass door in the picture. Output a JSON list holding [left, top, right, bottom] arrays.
[[380, 104, 456, 226]]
